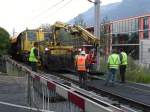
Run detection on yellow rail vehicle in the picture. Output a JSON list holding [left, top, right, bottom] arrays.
[[10, 22, 100, 72], [42, 21, 100, 71], [10, 29, 51, 62]]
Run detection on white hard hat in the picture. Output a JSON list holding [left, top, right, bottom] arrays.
[[78, 48, 82, 51], [45, 47, 49, 51], [80, 51, 86, 55]]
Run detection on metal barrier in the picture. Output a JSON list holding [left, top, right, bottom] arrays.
[[4, 56, 124, 112]]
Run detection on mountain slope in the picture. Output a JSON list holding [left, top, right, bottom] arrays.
[[70, 0, 150, 26]]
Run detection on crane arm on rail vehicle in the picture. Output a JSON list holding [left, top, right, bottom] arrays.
[[73, 25, 100, 46], [52, 21, 100, 46]]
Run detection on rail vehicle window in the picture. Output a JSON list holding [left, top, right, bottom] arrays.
[[44, 33, 51, 40], [27, 31, 36, 41]]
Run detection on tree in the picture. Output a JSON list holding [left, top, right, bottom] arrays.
[[0, 27, 10, 55], [74, 14, 86, 28]]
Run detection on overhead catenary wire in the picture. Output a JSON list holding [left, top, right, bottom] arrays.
[[27, 0, 73, 28], [26, 0, 65, 27], [33, 0, 65, 19], [45, 0, 73, 21]]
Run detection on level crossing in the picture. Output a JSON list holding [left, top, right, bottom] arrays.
[[0, 56, 124, 112]]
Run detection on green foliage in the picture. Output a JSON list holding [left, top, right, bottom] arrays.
[[100, 56, 150, 83], [0, 27, 10, 55], [100, 57, 108, 72], [126, 56, 150, 83]]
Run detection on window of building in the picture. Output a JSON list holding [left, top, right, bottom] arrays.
[[112, 34, 118, 44], [135, 18, 139, 31], [128, 32, 139, 44], [144, 31, 148, 39], [112, 23, 115, 33], [120, 21, 122, 33], [122, 21, 126, 32], [117, 22, 120, 33], [144, 16, 149, 29], [128, 19, 132, 32], [125, 20, 129, 32], [112, 22, 117, 33], [118, 22, 120, 33], [120, 21, 123, 33], [131, 19, 136, 31]]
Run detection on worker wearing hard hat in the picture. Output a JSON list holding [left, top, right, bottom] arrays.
[[75, 50, 88, 89]]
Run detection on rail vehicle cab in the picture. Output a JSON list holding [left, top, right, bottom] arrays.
[[11, 29, 51, 62]]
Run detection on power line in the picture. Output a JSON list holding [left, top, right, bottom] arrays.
[[33, 0, 65, 19], [27, 0, 73, 27], [47, 0, 73, 20]]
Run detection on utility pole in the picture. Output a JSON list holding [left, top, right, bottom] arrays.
[[94, 0, 101, 71], [88, 0, 101, 71], [13, 28, 16, 37]]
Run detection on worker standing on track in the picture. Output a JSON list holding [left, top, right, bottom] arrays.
[[105, 49, 120, 86], [119, 49, 128, 83], [75, 50, 88, 89], [86, 50, 94, 72], [29, 42, 39, 72], [74, 48, 81, 72]]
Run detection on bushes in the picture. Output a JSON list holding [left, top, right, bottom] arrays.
[[126, 57, 150, 83], [100, 56, 150, 83], [120, 56, 150, 83], [0, 27, 10, 55]]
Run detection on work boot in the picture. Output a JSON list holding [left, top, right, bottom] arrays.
[[110, 82, 115, 87], [104, 82, 108, 86]]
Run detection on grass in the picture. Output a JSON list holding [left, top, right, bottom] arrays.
[[125, 57, 150, 83], [100, 56, 150, 84]]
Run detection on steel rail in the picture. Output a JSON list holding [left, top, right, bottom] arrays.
[[47, 72, 150, 112]]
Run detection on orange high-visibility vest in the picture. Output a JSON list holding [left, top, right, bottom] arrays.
[[76, 55, 87, 71]]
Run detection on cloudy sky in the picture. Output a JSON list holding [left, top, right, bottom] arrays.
[[0, 0, 122, 35]]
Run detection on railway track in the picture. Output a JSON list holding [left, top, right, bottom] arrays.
[[43, 71, 150, 112], [9, 59, 150, 112]]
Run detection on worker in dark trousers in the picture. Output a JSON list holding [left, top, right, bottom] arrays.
[[29, 42, 39, 72], [119, 49, 128, 83], [105, 49, 120, 86], [75, 50, 88, 89]]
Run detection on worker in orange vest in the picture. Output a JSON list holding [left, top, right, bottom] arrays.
[[75, 50, 88, 89]]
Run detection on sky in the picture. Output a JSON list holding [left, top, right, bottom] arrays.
[[0, 0, 122, 35]]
